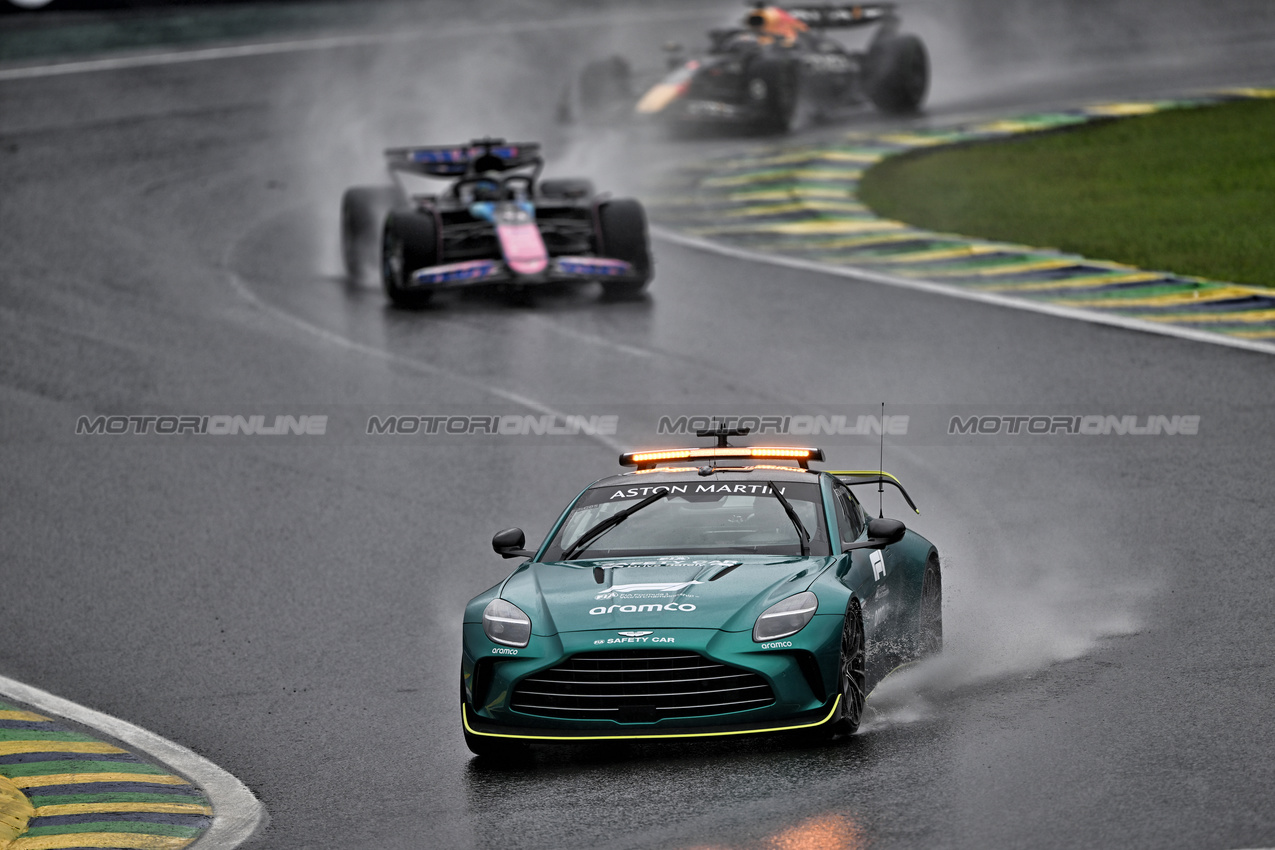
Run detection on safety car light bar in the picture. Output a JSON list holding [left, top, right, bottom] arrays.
[[619, 447, 825, 469]]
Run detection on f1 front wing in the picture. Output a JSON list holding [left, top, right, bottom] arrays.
[[405, 256, 637, 290]]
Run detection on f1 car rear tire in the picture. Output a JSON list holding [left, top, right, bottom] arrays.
[[918, 554, 943, 657], [866, 33, 929, 115], [573, 55, 632, 122], [596, 199, 653, 299], [341, 185, 399, 282], [829, 600, 867, 736], [381, 210, 437, 308], [748, 58, 799, 133]]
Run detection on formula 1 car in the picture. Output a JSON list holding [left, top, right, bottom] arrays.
[[340, 139, 652, 306], [560, 3, 928, 132], [461, 428, 942, 758]]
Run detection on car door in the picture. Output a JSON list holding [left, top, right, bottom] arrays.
[[832, 482, 877, 606], [834, 484, 906, 657]]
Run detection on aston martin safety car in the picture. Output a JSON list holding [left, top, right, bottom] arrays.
[[461, 428, 942, 758], [339, 138, 652, 306], [560, 3, 929, 132]]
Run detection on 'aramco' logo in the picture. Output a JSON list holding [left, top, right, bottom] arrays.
[[590, 602, 697, 615]]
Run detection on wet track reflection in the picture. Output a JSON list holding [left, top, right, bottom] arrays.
[[2, 2, 1275, 849]]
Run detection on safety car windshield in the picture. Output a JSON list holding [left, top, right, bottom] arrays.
[[544, 480, 830, 560]]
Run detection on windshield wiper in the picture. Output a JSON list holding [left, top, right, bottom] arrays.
[[561, 488, 670, 560], [769, 481, 810, 556]]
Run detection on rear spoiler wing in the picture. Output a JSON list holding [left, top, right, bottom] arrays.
[[828, 470, 919, 514], [783, 4, 897, 28], [383, 139, 543, 179]]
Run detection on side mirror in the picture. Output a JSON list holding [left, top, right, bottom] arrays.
[[492, 527, 534, 559], [867, 517, 906, 544], [842, 518, 906, 552]]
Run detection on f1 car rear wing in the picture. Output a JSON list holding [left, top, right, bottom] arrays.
[[828, 470, 919, 514], [384, 138, 543, 179], [783, 4, 897, 27]]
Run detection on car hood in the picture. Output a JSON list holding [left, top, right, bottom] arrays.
[[503, 554, 836, 635]]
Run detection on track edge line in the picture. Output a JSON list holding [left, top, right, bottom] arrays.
[[650, 226, 1275, 357], [0, 675, 268, 849]]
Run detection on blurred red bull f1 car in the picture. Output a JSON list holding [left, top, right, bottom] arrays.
[[561, 3, 928, 132], [340, 139, 653, 306]]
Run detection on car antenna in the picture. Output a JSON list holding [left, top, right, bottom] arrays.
[[878, 401, 885, 519]]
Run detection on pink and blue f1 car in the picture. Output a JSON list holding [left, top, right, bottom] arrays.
[[340, 138, 653, 306]]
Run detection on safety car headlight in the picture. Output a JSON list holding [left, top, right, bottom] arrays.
[[483, 598, 532, 648], [753, 591, 818, 642]]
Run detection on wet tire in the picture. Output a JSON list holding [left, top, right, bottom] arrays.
[[918, 554, 943, 657], [748, 58, 799, 133], [596, 199, 653, 299], [805, 601, 867, 739], [381, 210, 437, 308], [562, 55, 632, 124], [829, 600, 867, 736], [866, 33, 929, 114], [341, 185, 398, 281]]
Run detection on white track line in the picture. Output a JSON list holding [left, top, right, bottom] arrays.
[[651, 227, 1275, 357], [0, 674, 267, 847], [223, 264, 626, 455], [0, 32, 413, 81], [0, 8, 714, 83]]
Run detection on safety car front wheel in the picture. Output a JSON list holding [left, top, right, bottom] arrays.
[[918, 554, 943, 658], [828, 600, 867, 737]]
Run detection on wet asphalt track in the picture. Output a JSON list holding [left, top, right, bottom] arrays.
[[2, 2, 1275, 848]]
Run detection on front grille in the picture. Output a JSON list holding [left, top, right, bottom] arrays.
[[510, 650, 774, 721]]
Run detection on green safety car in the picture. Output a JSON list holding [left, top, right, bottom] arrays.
[[460, 428, 942, 757]]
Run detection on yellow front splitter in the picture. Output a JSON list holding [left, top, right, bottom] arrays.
[[462, 695, 841, 742]]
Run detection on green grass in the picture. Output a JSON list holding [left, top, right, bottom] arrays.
[[858, 99, 1275, 288]]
